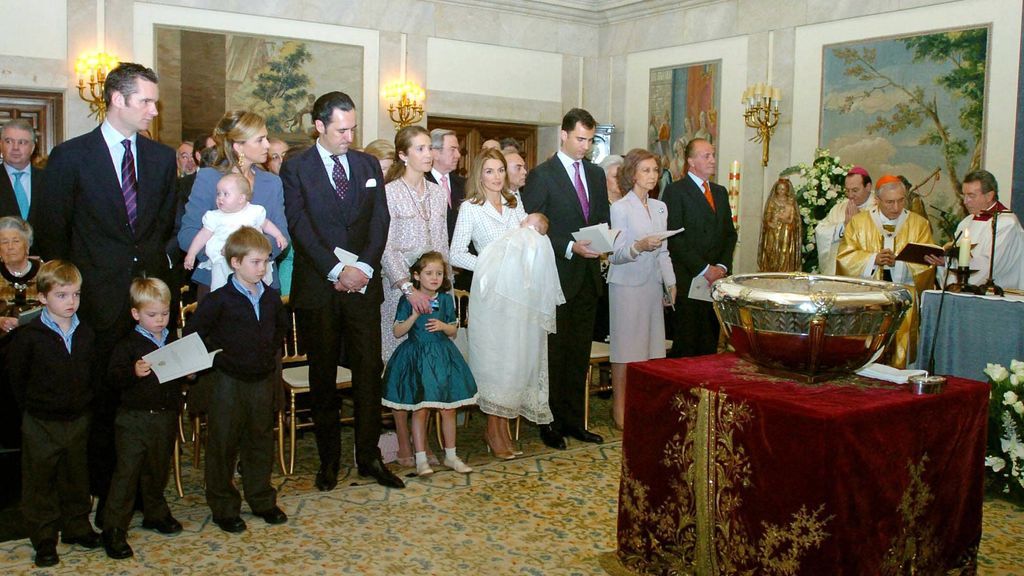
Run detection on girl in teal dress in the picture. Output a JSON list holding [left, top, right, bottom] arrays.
[[382, 251, 477, 476]]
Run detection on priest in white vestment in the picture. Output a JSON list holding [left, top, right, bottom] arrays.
[[925, 170, 1024, 290], [815, 166, 877, 275]]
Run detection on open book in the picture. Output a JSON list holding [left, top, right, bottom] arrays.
[[143, 332, 221, 383], [571, 223, 621, 254], [896, 242, 945, 265]]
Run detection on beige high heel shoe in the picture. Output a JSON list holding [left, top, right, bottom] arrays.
[[484, 434, 515, 460]]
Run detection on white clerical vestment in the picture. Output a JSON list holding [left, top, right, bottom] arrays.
[[814, 195, 877, 275], [948, 202, 1024, 290]]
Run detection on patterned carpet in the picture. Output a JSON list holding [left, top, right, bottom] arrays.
[[1, 396, 1022, 574]]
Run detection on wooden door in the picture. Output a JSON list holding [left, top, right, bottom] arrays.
[[0, 89, 64, 165], [427, 117, 537, 177]]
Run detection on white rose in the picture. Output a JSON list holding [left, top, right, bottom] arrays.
[[986, 455, 1006, 472], [1003, 390, 1019, 405], [1011, 359, 1024, 373], [1015, 401, 1024, 415], [816, 198, 827, 206], [987, 363, 1010, 382], [833, 167, 844, 175], [1012, 374, 1021, 387], [807, 242, 815, 250]]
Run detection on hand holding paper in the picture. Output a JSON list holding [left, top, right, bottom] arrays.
[[572, 223, 621, 254], [334, 247, 368, 294], [142, 332, 221, 383]]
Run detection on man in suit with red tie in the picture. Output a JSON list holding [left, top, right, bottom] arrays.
[[1, 119, 44, 253], [280, 91, 403, 490], [521, 108, 609, 450], [43, 63, 178, 522], [662, 138, 737, 357]]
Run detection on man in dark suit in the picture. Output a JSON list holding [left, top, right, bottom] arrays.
[[280, 91, 403, 490], [662, 138, 736, 357], [1, 119, 44, 252], [425, 128, 472, 289], [521, 108, 609, 450], [43, 63, 178, 520]]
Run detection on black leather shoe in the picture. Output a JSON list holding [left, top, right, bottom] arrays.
[[63, 529, 102, 549], [314, 465, 339, 492], [540, 424, 567, 450], [564, 426, 604, 444], [253, 505, 288, 525], [34, 540, 59, 567], [357, 458, 405, 489], [142, 515, 183, 535], [213, 516, 247, 534], [102, 528, 134, 560]]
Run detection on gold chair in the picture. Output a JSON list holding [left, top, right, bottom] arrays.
[[278, 299, 354, 475]]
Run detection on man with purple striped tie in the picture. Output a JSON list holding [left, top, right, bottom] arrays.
[[42, 63, 177, 530]]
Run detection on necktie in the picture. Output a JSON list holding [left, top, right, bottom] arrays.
[[121, 139, 138, 230], [702, 180, 716, 212], [330, 154, 349, 200], [11, 171, 29, 220], [573, 161, 590, 222], [441, 174, 451, 208]]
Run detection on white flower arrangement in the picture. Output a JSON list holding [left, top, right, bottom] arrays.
[[780, 149, 850, 272], [985, 359, 1024, 501]]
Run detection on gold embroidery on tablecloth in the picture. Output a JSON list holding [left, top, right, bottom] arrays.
[[729, 358, 894, 390], [880, 453, 942, 573], [617, 389, 832, 575]]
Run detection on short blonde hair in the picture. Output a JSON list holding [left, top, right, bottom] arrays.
[[219, 172, 253, 202], [36, 260, 82, 295], [224, 226, 272, 267], [130, 277, 171, 309]]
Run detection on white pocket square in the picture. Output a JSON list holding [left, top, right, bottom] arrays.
[[365, 178, 377, 187]]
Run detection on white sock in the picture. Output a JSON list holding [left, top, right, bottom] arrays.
[[415, 451, 428, 465], [444, 447, 458, 460]]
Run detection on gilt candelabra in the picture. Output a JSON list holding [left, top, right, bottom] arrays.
[[742, 83, 781, 167], [75, 51, 119, 122], [383, 80, 425, 129]]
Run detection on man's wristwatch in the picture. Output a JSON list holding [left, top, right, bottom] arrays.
[[400, 282, 414, 295]]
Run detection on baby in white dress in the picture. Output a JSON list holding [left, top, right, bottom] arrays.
[[184, 172, 287, 290]]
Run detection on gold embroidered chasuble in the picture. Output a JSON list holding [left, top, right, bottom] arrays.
[[836, 209, 935, 368]]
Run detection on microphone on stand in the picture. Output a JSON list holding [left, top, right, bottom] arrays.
[[926, 229, 963, 375]]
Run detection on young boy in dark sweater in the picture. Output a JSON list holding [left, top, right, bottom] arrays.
[[101, 277, 186, 559], [184, 226, 287, 533], [7, 260, 101, 567]]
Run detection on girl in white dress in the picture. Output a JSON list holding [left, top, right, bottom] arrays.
[[450, 149, 563, 459], [184, 173, 287, 290]]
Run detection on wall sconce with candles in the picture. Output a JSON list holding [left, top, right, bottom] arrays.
[[75, 51, 119, 122], [382, 80, 425, 129], [742, 83, 781, 166]]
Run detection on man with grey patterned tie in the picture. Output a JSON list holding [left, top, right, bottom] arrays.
[[43, 62, 178, 526], [0, 119, 44, 252]]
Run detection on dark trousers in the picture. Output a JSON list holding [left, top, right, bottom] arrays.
[[87, 310, 135, 512], [102, 409, 177, 531], [669, 296, 720, 357], [296, 290, 384, 470], [547, 281, 599, 431], [205, 370, 276, 520], [21, 412, 93, 547]]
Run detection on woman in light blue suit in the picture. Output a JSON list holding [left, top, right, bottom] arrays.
[[607, 148, 676, 429]]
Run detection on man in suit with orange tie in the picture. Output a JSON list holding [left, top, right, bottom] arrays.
[[662, 138, 736, 357]]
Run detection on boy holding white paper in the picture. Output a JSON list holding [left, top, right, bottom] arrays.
[[101, 278, 184, 559]]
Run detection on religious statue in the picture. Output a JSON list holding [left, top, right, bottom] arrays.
[[757, 178, 802, 272]]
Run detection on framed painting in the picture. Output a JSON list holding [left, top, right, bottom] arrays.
[[820, 26, 989, 241], [648, 61, 721, 183], [153, 27, 364, 147]]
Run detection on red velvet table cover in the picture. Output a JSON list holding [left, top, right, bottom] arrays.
[[614, 353, 987, 575]]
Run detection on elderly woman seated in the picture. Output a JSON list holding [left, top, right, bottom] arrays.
[[0, 216, 41, 334]]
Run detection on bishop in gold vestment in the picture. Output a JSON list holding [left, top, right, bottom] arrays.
[[836, 176, 935, 368]]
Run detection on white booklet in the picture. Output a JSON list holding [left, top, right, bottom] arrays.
[[334, 247, 367, 294], [648, 227, 685, 242], [571, 223, 621, 254], [143, 332, 221, 383], [688, 274, 714, 302]]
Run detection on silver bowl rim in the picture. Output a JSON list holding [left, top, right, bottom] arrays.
[[711, 272, 912, 307]]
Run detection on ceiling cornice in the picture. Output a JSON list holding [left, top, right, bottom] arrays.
[[434, 0, 718, 27]]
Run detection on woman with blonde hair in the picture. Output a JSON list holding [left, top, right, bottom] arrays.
[[364, 138, 395, 175], [178, 110, 289, 298], [380, 125, 452, 467]]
